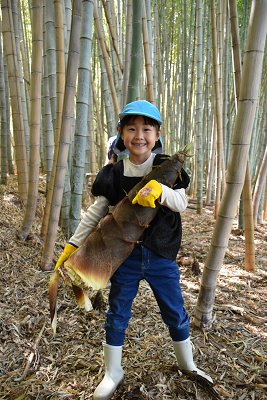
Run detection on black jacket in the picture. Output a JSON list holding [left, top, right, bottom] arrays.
[[92, 154, 190, 260]]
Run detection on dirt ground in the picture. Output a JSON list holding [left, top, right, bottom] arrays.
[[0, 176, 267, 400]]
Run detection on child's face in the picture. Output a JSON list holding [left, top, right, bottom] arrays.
[[120, 115, 161, 164]]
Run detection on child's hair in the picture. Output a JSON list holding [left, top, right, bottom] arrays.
[[116, 115, 161, 152], [120, 115, 160, 132]]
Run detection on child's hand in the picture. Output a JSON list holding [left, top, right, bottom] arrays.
[[132, 180, 163, 208], [55, 243, 78, 270]]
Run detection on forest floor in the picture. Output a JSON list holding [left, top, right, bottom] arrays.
[[0, 175, 267, 400]]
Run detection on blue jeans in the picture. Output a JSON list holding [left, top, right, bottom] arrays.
[[105, 245, 190, 346]]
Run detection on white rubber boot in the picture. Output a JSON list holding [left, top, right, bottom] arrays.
[[173, 338, 213, 383], [93, 343, 124, 400]]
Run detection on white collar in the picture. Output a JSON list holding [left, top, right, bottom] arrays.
[[123, 153, 156, 177]]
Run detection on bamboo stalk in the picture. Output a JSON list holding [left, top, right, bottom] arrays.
[[211, 0, 223, 218], [229, 0, 255, 272], [91, 73, 106, 166], [93, 2, 119, 120], [1, 0, 28, 203], [101, 0, 123, 74], [194, 0, 267, 328], [19, 0, 43, 240], [40, 0, 66, 240], [41, 0, 82, 270], [142, 0, 154, 104]]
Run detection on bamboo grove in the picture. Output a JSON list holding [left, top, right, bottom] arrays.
[[0, 0, 267, 327]]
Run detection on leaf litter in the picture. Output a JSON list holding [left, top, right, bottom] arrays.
[[0, 176, 266, 400]]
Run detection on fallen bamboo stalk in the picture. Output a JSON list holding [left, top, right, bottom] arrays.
[[18, 322, 46, 381]]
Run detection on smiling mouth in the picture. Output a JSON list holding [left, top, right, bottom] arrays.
[[132, 143, 146, 147]]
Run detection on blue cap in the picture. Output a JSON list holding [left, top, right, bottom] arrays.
[[119, 100, 163, 125]]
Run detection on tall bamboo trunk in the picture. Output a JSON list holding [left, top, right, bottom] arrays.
[[97, 5, 114, 138], [196, 0, 203, 214], [229, 0, 255, 272], [3, 47, 13, 175], [243, 165, 255, 271], [211, 0, 223, 218], [68, 0, 94, 238], [162, 0, 174, 155], [41, 0, 82, 271], [43, 45, 53, 190], [1, 0, 28, 203], [194, 0, 267, 329], [101, 0, 123, 74], [11, 0, 30, 163], [89, 85, 96, 175], [45, 0, 57, 130], [91, 73, 106, 165], [18, 6, 30, 109], [142, 0, 154, 104], [253, 145, 267, 227], [40, 0, 66, 239], [18, 0, 43, 240], [0, 19, 8, 184], [183, 0, 188, 149], [122, 0, 131, 107], [187, 8, 197, 139], [126, 0, 142, 104], [93, 2, 119, 120]]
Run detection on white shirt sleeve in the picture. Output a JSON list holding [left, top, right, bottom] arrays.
[[159, 184, 188, 212], [69, 196, 109, 247]]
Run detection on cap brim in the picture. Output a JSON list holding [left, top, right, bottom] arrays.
[[119, 111, 162, 125]]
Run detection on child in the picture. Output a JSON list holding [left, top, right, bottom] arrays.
[[105, 134, 118, 165], [56, 100, 212, 400]]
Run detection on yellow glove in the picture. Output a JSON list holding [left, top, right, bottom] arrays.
[[55, 243, 78, 270], [132, 180, 163, 208]]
